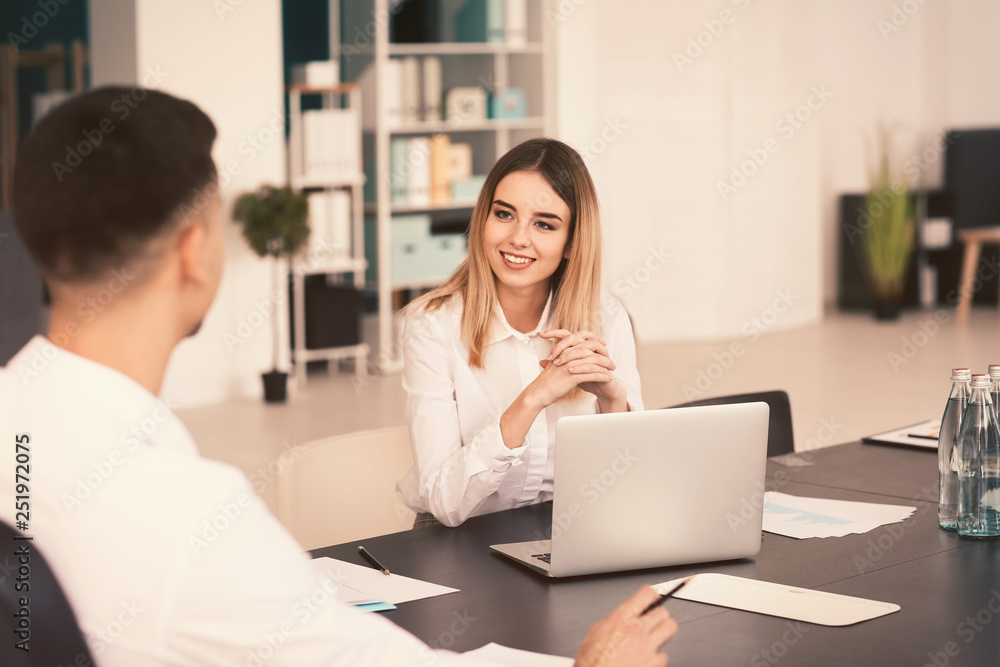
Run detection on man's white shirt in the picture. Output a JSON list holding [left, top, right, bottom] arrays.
[[0, 336, 495, 666]]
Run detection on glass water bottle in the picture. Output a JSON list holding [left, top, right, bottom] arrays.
[[939, 368, 971, 530], [956, 374, 1000, 539], [989, 364, 1000, 409]]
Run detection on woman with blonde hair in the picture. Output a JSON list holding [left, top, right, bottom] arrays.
[[396, 138, 643, 527]]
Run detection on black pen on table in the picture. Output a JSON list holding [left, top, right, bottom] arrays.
[[640, 576, 693, 616], [358, 545, 390, 575]]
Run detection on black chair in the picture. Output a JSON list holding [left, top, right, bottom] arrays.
[[665, 390, 795, 458], [0, 521, 94, 667], [0, 211, 44, 366]]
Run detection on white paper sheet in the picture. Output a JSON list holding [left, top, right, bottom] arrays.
[[762, 491, 916, 539], [654, 573, 900, 626], [309, 557, 459, 604], [463, 643, 574, 666], [862, 419, 939, 449]]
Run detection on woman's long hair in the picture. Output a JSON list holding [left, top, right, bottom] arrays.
[[407, 138, 602, 368]]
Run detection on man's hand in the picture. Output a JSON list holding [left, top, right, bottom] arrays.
[[575, 586, 679, 667]]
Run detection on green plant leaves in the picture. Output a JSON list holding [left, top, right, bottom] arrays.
[[862, 161, 915, 300], [233, 186, 310, 259]]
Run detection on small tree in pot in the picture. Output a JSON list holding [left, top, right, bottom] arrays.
[[233, 186, 309, 402], [862, 129, 915, 321]]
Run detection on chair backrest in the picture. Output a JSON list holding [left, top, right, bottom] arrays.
[[277, 426, 416, 550], [0, 521, 94, 667], [665, 390, 794, 457], [0, 211, 44, 366], [944, 128, 1000, 230]]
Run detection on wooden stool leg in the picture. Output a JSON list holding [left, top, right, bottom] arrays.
[[957, 240, 981, 325]]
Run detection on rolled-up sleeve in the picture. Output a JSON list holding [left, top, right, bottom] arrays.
[[398, 309, 527, 527]]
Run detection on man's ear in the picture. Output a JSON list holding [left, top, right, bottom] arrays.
[[176, 220, 210, 288]]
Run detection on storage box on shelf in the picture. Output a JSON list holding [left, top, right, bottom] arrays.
[[287, 82, 369, 382], [340, 0, 555, 371], [364, 214, 467, 288]]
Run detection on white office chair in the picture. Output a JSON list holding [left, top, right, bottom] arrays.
[[276, 426, 416, 550]]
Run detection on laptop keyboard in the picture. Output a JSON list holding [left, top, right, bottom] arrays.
[[532, 553, 552, 564]]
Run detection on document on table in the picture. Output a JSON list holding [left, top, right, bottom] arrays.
[[862, 419, 939, 449], [654, 573, 900, 626], [309, 556, 459, 604], [463, 643, 573, 666], [762, 491, 916, 539]]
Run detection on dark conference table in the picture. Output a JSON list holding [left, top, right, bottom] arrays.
[[312, 443, 1000, 665]]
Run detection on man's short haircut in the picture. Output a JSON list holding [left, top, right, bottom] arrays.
[[13, 86, 217, 282]]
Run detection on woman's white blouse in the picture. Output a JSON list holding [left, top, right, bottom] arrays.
[[395, 292, 644, 527]]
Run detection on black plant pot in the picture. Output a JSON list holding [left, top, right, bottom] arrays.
[[261, 370, 288, 403], [873, 296, 901, 321]]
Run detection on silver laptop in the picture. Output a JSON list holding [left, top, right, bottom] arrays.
[[490, 403, 769, 577]]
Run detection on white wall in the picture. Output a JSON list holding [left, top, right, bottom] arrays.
[[555, 0, 1000, 342], [555, 0, 823, 342], [90, 0, 288, 407]]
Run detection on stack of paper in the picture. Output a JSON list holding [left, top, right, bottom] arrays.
[[862, 419, 939, 449], [762, 492, 916, 539], [653, 574, 900, 626], [464, 643, 573, 666], [308, 557, 458, 612]]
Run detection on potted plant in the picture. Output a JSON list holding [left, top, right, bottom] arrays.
[[233, 186, 310, 402], [861, 131, 915, 321]]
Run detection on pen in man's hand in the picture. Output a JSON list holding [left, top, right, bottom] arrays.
[[358, 545, 390, 575], [640, 576, 693, 616]]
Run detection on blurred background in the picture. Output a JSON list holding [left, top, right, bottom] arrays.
[[3, 2, 1000, 523]]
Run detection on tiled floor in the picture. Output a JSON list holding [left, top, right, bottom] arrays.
[[179, 306, 1000, 518]]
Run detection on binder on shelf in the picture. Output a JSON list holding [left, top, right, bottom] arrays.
[[505, 0, 527, 46], [400, 56, 422, 124], [390, 138, 410, 206], [455, 0, 505, 44], [306, 190, 352, 263], [390, 0, 441, 43], [307, 192, 330, 259], [406, 137, 432, 207], [487, 0, 505, 43], [430, 134, 452, 203], [422, 56, 442, 121], [380, 59, 403, 129], [302, 109, 360, 185], [329, 190, 352, 260], [359, 60, 403, 130]]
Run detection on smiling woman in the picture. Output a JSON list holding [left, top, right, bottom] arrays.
[[394, 138, 644, 528]]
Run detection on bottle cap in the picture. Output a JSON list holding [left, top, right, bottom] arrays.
[[971, 374, 991, 388], [989, 365, 1000, 378], [952, 368, 972, 381]]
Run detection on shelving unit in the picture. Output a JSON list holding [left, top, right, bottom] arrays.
[[286, 82, 369, 383], [339, 0, 556, 372]]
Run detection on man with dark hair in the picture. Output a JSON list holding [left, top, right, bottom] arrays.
[[0, 87, 676, 666]]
